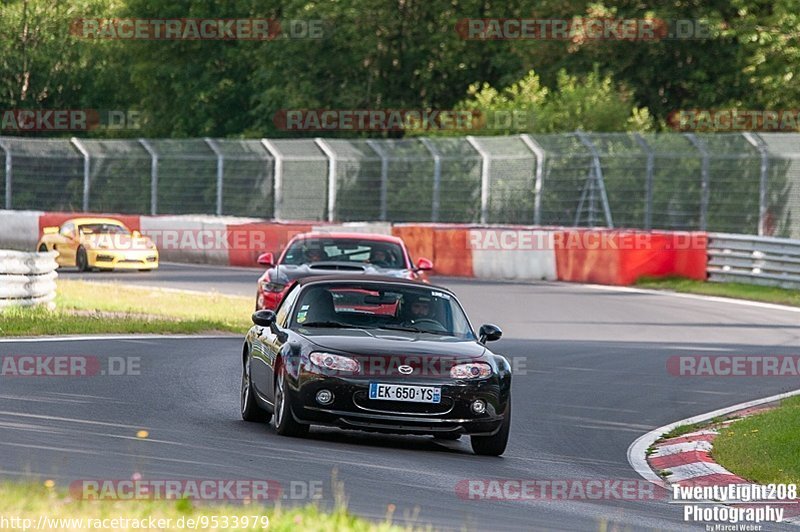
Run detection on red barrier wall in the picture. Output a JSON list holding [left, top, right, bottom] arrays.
[[226, 222, 313, 267], [392, 225, 474, 277], [23, 211, 709, 286], [554, 230, 707, 285], [432, 229, 474, 277]]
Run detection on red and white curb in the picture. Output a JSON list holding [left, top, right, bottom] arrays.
[[628, 389, 800, 526], [649, 427, 747, 485]]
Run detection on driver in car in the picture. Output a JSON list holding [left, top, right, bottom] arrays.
[[401, 294, 439, 325], [409, 296, 431, 319], [368, 248, 390, 267], [304, 246, 326, 263]]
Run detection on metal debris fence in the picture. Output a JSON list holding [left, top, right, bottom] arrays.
[[2, 132, 799, 238]]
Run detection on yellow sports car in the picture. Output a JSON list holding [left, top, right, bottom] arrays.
[[37, 217, 159, 272]]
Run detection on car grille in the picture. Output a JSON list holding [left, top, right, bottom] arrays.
[[352, 391, 453, 415]]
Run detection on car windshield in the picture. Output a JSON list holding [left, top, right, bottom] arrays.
[[290, 283, 475, 340], [281, 238, 405, 269], [79, 223, 129, 235]]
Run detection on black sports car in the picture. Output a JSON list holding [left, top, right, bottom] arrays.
[[240, 276, 512, 456]]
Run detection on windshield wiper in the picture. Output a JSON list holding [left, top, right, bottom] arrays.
[[300, 321, 364, 329]]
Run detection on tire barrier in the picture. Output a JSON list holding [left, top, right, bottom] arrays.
[[0, 250, 58, 308]]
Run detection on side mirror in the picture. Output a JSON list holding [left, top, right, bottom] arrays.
[[257, 252, 275, 267], [416, 257, 433, 271], [43, 226, 59, 235], [479, 324, 503, 344], [252, 310, 276, 327]]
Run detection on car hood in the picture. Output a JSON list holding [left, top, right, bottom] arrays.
[[268, 263, 410, 284], [299, 328, 485, 359]]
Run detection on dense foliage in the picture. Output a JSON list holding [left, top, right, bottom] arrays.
[[0, 0, 797, 138]]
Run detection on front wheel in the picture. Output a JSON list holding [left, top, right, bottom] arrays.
[[274, 365, 308, 437], [471, 402, 511, 456], [241, 355, 271, 423], [76, 246, 89, 272]]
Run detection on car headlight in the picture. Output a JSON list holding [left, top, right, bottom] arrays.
[[309, 352, 360, 373], [260, 281, 286, 293], [450, 362, 492, 379]]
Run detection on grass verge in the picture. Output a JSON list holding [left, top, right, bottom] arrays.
[[0, 280, 253, 337], [0, 481, 403, 531], [713, 396, 800, 485], [635, 277, 800, 307]]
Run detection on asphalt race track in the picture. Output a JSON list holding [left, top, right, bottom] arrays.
[[3, 264, 800, 530]]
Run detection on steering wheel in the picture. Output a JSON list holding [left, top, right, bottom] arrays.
[[408, 318, 448, 333]]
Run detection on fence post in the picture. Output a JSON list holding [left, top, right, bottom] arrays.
[[365, 140, 389, 221], [419, 138, 442, 222], [260, 139, 283, 220], [138, 139, 159, 215], [575, 132, 614, 228], [742, 132, 769, 236], [519, 134, 545, 225], [70, 138, 91, 212], [465, 136, 490, 224], [204, 138, 224, 216], [684, 133, 710, 231], [314, 138, 338, 223], [0, 140, 10, 209], [634, 133, 655, 230]]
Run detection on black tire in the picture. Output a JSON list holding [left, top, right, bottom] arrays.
[[241, 353, 271, 423], [273, 364, 308, 437], [470, 402, 511, 456], [38, 244, 48, 252], [76, 246, 89, 272]]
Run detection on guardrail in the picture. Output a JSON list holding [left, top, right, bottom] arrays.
[[0, 250, 58, 308], [708, 233, 800, 289]]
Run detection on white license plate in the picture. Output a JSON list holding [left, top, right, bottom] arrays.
[[369, 382, 441, 403]]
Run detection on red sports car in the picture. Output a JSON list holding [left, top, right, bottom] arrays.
[[255, 232, 433, 311]]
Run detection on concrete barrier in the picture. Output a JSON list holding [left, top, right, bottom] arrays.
[[0, 210, 710, 285], [470, 229, 557, 281], [0, 250, 58, 308]]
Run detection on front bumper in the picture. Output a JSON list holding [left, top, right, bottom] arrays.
[[289, 372, 508, 436], [88, 249, 159, 270]]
